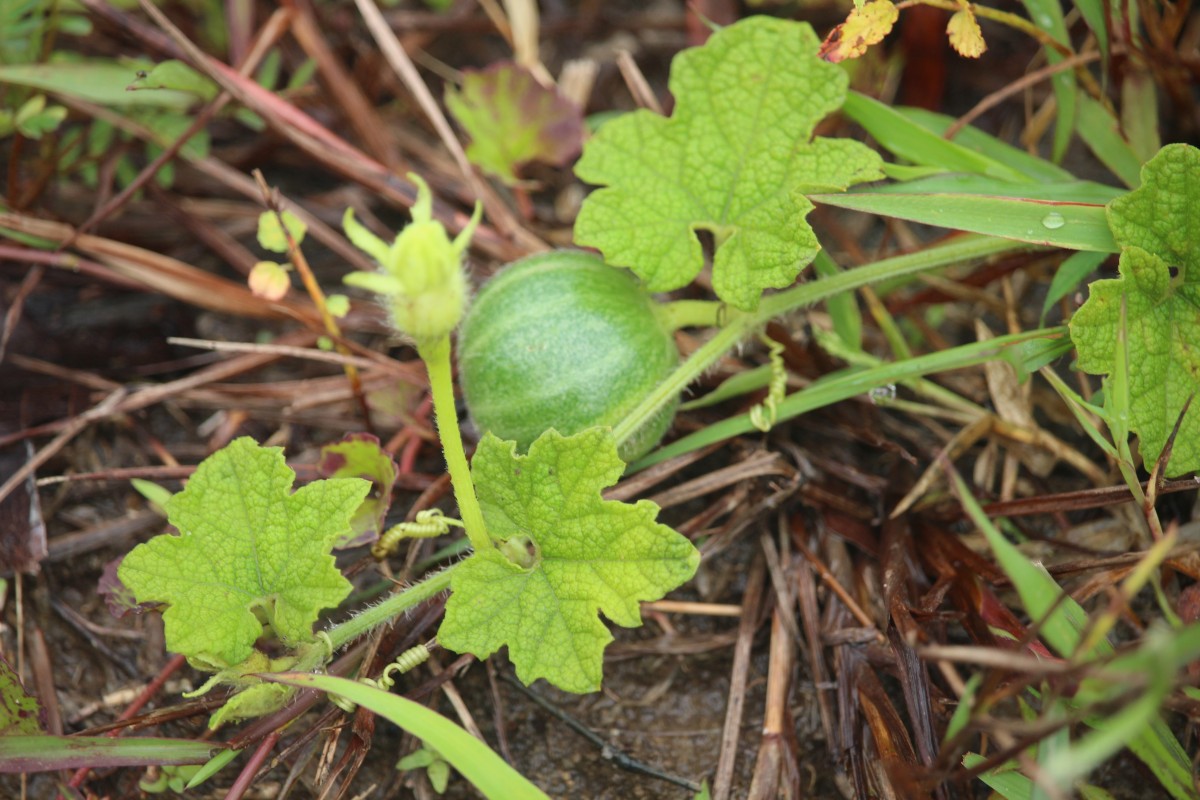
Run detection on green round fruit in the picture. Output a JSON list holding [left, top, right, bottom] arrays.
[[458, 250, 679, 462]]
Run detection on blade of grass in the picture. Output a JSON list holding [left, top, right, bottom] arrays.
[[0, 61, 194, 108], [810, 193, 1118, 253], [811, 250, 863, 351], [841, 93, 1031, 182], [0, 736, 218, 772], [1076, 95, 1143, 189], [898, 107, 1074, 183], [865, 175, 1123, 204], [1019, 0, 1077, 162], [1071, 0, 1109, 60], [631, 328, 1057, 471], [267, 672, 549, 800], [953, 470, 1197, 799], [963, 754, 1034, 800], [679, 365, 772, 411], [948, 468, 1089, 656], [1041, 251, 1108, 323]]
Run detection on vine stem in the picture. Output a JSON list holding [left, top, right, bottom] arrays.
[[612, 234, 1029, 449], [322, 567, 456, 654], [655, 299, 723, 331], [418, 337, 490, 552]]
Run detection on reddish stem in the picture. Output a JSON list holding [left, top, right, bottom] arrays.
[[223, 729, 281, 800], [66, 653, 189, 794]]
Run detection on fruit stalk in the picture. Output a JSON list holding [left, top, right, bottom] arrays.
[[419, 336, 491, 552]]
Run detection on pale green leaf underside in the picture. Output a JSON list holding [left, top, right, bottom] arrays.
[[439, 429, 699, 693], [574, 16, 882, 311], [1070, 144, 1200, 474], [118, 437, 369, 668]]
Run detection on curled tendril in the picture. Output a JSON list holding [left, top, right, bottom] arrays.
[[748, 333, 787, 433], [330, 640, 438, 713], [372, 508, 464, 561]]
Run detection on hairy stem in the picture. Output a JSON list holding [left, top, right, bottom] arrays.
[[418, 337, 490, 552], [323, 567, 457, 653]]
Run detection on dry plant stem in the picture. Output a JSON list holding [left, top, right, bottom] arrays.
[[56, 94, 380, 272], [0, 209, 315, 320], [67, 653, 189, 792], [0, 263, 43, 363], [713, 554, 766, 800], [71, 7, 291, 241], [225, 730, 282, 800], [746, 609, 795, 800], [0, 330, 322, 450], [501, 0, 552, 83], [168, 337, 381, 371], [288, 0, 405, 170], [946, 50, 1103, 138], [616, 49, 664, 113], [0, 389, 125, 507], [252, 172, 374, 432], [641, 600, 742, 617], [352, 0, 544, 251], [794, 536, 884, 641], [131, 0, 522, 261]]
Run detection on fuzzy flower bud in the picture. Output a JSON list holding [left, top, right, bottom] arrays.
[[343, 173, 481, 343]]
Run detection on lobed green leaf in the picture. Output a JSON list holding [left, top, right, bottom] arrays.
[[439, 429, 699, 693], [118, 437, 369, 668], [1070, 144, 1200, 475], [574, 16, 882, 311]]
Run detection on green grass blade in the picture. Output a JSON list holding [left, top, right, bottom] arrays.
[[184, 747, 240, 789], [842, 93, 1031, 182], [1041, 250, 1108, 322], [955, 478, 1198, 799], [1019, 0, 1076, 162], [811, 250, 862, 351], [632, 328, 1057, 471], [1071, 0, 1109, 59], [865, 174, 1123, 204], [0, 62, 194, 108], [0, 736, 218, 772], [962, 754, 1033, 800], [679, 365, 771, 411], [811, 192, 1118, 252], [950, 469, 1090, 657], [896, 107, 1075, 183], [269, 673, 549, 800], [1076, 95, 1143, 188]]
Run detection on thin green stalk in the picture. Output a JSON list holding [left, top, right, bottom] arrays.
[[611, 312, 754, 445], [418, 337, 490, 552], [817, 330, 984, 415], [630, 326, 1056, 471], [323, 567, 456, 653], [654, 299, 723, 331], [613, 234, 1029, 450]]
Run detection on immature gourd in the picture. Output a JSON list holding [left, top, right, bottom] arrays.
[[458, 251, 679, 462]]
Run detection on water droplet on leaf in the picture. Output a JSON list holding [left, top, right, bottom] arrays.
[[1041, 212, 1066, 230]]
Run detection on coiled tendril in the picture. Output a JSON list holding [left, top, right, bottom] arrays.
[[372, 508, 464, 560], [749, 333, 786, 432]]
